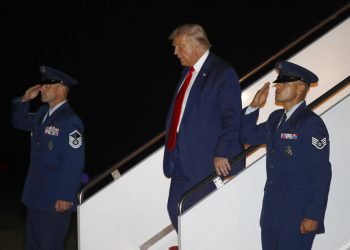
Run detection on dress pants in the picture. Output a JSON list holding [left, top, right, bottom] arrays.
[[25, 208, 72, 250], [261, 228, 316, 250], [167, 141, 216, 232]]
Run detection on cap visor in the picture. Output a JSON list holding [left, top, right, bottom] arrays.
[[273, 75, 301, 83]]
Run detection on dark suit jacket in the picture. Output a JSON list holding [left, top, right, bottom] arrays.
[[163, 52, 244, 183], [241, 102, 332, 233], [12, 99, 85, 211]]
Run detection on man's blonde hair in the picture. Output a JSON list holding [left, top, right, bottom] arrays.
[[169, 24, 211, 50]]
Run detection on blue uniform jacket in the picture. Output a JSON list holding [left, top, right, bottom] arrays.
[[163, 52, 244, 183], [11, 99, 85, 211], [241, 102, 332, 233]]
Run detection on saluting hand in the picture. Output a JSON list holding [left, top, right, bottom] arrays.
[[250, 82, 270, 108], [22, 84, 42, 102]]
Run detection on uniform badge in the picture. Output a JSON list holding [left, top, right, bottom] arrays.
[[48, 140, 53, 151], [312, 137, 327, 149], [69, 130, 82, 149], [284, 145, 293, 156]]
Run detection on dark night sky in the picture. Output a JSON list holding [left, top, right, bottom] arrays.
[[1, 2, 348, 195]]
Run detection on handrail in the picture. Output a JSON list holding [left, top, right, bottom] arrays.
[[178, 144, 261, 214], [239, 3, 350, 83], [78, 131, 165, 203], [78, 3, 349, 204], [178, 75, 350, 214]]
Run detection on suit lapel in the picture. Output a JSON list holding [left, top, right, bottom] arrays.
[[273, 110, 284, 135], [274, 102, 307, 134], [46, 102, 69, 126], [283, 102, 307, 132], [39, 107, 50, 126], [182, 53, 213, 119]]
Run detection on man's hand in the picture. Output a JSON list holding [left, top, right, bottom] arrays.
[[214, 157, 231, 177], [22, 84, 42, 102], [55, 200, 73, 213], [250, 82, 270, 108], [300, 218, 318, 234]]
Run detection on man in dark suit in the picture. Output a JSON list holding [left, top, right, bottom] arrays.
[[11, 65, 85, 250], [163, 23, 245, 235], [241, 61, 332, 250]]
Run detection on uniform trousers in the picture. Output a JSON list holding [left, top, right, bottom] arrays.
[[25, 208, 72, 250], [261, 228, 316, 250]]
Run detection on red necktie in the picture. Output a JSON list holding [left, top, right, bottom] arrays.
[[166, 66, 195, 150]]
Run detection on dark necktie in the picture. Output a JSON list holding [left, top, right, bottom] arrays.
[[42, 109, 51, 123], [166, 66, 195, 150], [278, 112, 287, 129]]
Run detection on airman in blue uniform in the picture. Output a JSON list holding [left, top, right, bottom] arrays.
[[11, 65, 85, 250], [241, 61, 332, 250]]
